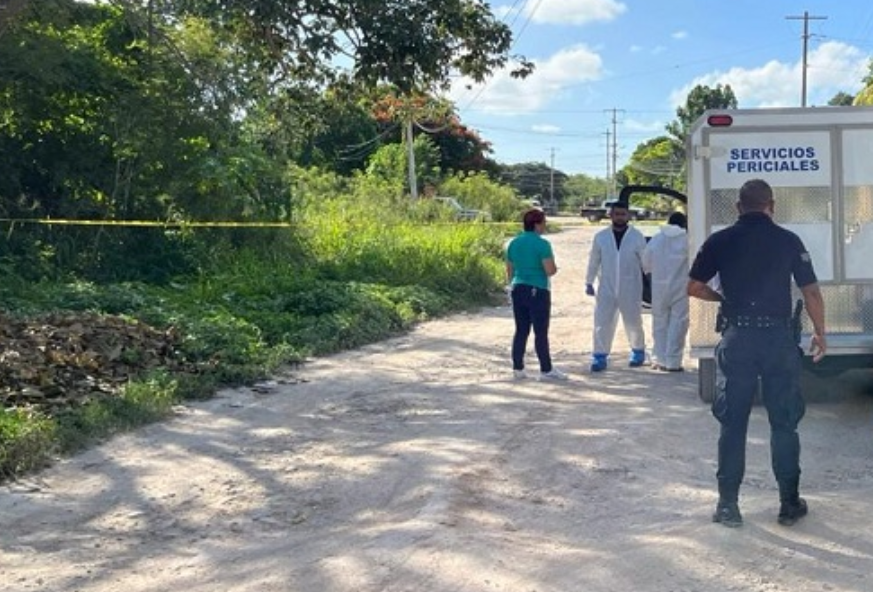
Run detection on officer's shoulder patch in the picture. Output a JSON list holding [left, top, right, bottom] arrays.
[[800, 252, 812, 263]]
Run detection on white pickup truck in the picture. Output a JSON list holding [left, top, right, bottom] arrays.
[[434, 196, 490, 222]]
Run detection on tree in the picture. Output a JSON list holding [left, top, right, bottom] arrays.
[[498, 162, 566, 203], [438, 171, 519, 221], [828, 92, 855, 106], [639, 83, 738, 195], [425, 116, 499, 177], [369, 88, 497, 177], [133, 0, 532, 94], [563, 174, 608, 210], [854, 86, 873, 106], [0, 0, 291, 281], [365, 134, 441, 196], [863, 58, 873, 86], [294, 91, 381, 176], [623, 136, 684, 191], [853, 59, 873, 106], [666, 83, 738, 145]]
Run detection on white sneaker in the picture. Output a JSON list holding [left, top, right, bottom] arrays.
[[513, 369, 528, 380], [540, 368, 569, 381]]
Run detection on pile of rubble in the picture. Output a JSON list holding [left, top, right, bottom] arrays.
[[0, 312, 194, 412]]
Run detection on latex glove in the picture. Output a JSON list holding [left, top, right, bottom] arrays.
[[585, 283, 596, 296]]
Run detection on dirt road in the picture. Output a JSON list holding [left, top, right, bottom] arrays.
[[3, 223, 873, 592]]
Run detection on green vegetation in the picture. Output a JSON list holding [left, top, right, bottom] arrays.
[[0, 183, 508, 480], [13, 0, 871, 483], [1, 1, 541, 481]]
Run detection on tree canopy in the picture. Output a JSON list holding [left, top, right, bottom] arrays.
[[497, 162, 567, 205], [624, 136, 683, 190], [118, 0, 533, 95], [665, 83, 738, 145]]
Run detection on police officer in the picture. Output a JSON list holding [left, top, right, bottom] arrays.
[[687, 178, 827, 528]]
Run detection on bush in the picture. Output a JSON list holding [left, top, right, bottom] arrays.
[[439, 172, 524, 222], [0, 408, 56, 479]]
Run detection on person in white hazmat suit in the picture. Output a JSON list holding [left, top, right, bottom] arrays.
[[585, 202, 648, 372], [642, 212, 689, 372]]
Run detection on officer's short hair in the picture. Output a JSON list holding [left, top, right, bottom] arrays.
[[738, 179, 774, 212]]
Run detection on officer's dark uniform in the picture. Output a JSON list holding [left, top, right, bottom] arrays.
[[689, 211, 817, 506]]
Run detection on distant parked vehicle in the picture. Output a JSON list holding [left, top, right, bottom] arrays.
[[434, 196, 491, 222], [541, 200, 559, 215], [578, 199, 653, 222]]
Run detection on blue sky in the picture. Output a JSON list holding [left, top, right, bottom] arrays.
[[447, 0, 873, 177]]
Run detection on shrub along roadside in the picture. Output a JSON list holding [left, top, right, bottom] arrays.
[[0, 221, 507, 482]]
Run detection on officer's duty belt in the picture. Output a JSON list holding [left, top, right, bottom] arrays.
[[725, 315, 792, 329]]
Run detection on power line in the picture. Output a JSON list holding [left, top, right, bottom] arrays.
[[459, 0, 544, 112]]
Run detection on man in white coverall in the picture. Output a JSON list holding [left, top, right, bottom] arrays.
[[642, 212, 689, 372], [585, 201, 648, 372]]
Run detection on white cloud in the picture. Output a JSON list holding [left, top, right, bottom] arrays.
[[669, 41, 869, 109], [624, 118, 666, 134], [532, 124, 562, 133], [672, 31, 688, 40], [523, 0, 627, 26], [450, 44, 604, 115], [493, 5, 513, 19]]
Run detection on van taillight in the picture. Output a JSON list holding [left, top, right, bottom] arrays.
[[707, 114, 733, 127]]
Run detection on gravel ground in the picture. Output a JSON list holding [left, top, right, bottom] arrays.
[[3, 222, 873, 592]]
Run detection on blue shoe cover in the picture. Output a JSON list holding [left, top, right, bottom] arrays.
[[629, 349, 646, 367], [591, 353, 608, 372]]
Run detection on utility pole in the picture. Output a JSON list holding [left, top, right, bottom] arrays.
[[786, 11, 827, 107], [548, 147, 555, 207], [603, 129, 611, 200], [406, 119, 418, 200], [605, 108, 624, 197]]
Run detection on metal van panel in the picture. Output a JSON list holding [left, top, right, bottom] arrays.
[[687, 107, 873, 359]]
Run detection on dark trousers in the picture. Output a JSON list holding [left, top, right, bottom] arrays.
[[511, 284, 553, 373], [712, 325, 805, 502]]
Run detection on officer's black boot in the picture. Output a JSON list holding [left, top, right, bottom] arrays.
[[778, 479, 808, 526], [712, 483, 742, 528]]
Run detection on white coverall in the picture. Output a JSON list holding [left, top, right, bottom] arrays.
[[586, 226, 647, 355], [641, 223, 689, 369]]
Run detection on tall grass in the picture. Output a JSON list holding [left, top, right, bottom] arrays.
[[1, 167, 512, 480], [304, 215, 502, 301], [290, 165, 505, 302]]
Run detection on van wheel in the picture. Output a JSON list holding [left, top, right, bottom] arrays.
[[698, 358, 716, 403]]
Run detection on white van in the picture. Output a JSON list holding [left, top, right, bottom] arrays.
[[686, 106, 873, 401]]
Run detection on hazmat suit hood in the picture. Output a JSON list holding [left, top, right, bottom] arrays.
[[660, 223, 686, 238]]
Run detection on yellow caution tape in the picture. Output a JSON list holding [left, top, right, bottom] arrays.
[[0, 218, 296, 228]]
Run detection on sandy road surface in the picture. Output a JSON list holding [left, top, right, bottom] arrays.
[[3, 222, 873, 592]]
